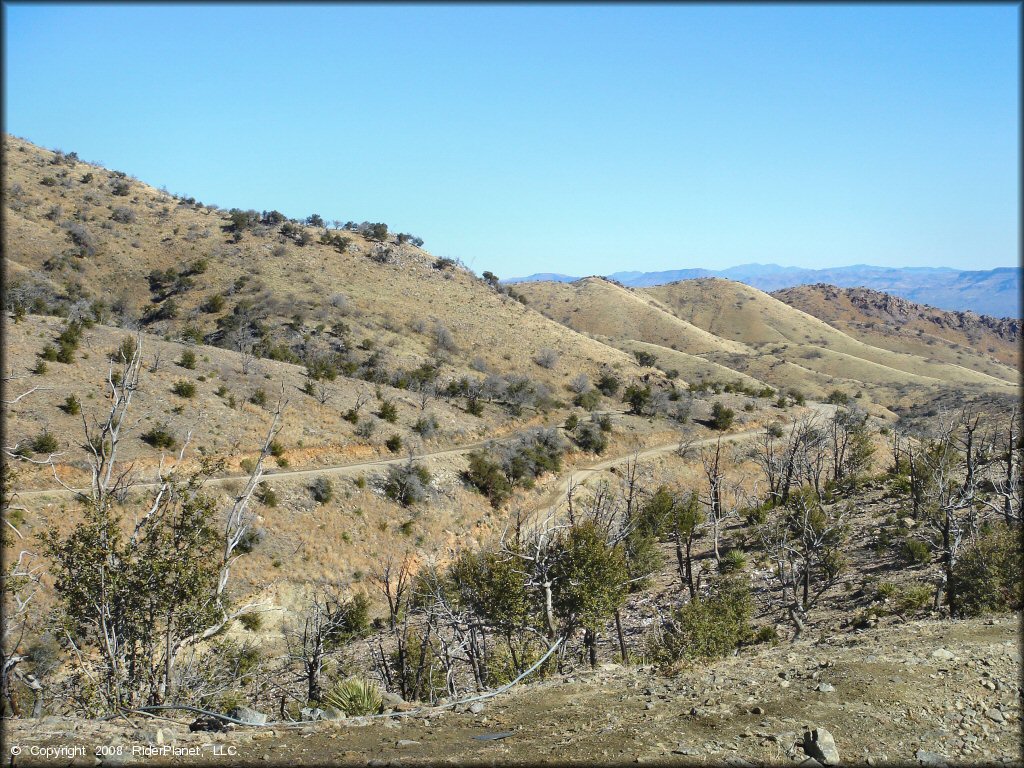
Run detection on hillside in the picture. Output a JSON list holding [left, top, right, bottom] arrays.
[[508, 264, 1021, 318], [513, 277, 1018, 417], [772, 283, 1021, 372], [1, 135, 649, 413]]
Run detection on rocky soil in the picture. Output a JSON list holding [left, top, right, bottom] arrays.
[[5, 617, 1020, 767]]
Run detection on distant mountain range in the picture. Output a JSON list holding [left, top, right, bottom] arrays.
[[506, 264, 1021, 319]]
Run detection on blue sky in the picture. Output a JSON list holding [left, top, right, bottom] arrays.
[[4, 4, 1018, 278]]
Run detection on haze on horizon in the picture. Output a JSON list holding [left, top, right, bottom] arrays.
[[4, 4, 1018, 278]]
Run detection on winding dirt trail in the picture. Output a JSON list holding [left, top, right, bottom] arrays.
[[15, 406, 834, 503]]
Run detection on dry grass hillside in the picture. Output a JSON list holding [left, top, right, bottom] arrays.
[[514, 277, 1018, 417], [773, 283, 1021, 374], [2, 135, 648, 405]]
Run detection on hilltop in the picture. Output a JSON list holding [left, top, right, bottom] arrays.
[[507, 264, 1021, 319]]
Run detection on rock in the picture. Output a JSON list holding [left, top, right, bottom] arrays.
[[931, 649, 956, 661], [915, 749, 949, 767], [189, 715, 229, 732], [803, 728, 840, 766], [228, 706, 268, 725], [816, 683, 836, 693], [750, 706, 766, 715], [725, 758, 756, 767], [469, 702, 485, 715], [301, 707, 329, 721], [985, 709, 1005, 723], [395, 739, 420, 748], [798, 759, 823, 768], [382, 691, 413, 712]]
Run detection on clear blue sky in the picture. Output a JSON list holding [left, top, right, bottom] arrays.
[[4, 3, 1019, 278]]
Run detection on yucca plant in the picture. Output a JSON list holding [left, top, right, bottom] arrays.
[[321, 678, 383, 717]]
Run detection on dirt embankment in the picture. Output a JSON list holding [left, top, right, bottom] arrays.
[[5, 617, 1020, 767]]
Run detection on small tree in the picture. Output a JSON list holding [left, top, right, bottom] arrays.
[[710, 401, 735, 431]]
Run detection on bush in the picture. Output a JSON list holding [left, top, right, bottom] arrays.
[[249, 388, 267, 407], [596, 371, 620, 397], [826, 390, 850, 405], [633, 350, 657, 367], [178, 349, 197, 369], [383, 461, 430, 506], [464, 451, 513, 507], [534, 348, 559, 369], [718, 548, 747, 573], [753, 625, 779, 645], [710, 401, 735, 431], [651, 576, 753, 666], [574, 388, 601, 411], [412, 415, 438, 438], [573, 421, 608, 454], [377, 400, 398, 423], [257, 484, 278, 507], [321, 678, 383, 715], [311, 477, 334, 504], [31, 430, 59, 454], [110, 206, 136, 224], [950, 523, 1023, 616], [238, 613, 263, 632], [385, 435, 402, 453], [203, 294, 226, 313], [900, 537, 931, 566], [141, 424, 176, 450], [59, 395, 81, 415], [172, 380, 196, 398]]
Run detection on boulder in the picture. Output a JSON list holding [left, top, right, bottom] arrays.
[[228, 706, 268, 725], [803, 728, 840, 766]]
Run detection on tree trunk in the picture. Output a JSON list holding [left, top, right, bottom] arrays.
[[614, 609, 629, 665], [685, 536, 696, 600], [584, 628, 597, 669]]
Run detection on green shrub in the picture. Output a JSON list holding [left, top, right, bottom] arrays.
[[257, 484, 278, 507], [710, 401, 735, 431], [249, 388, 267, 407], [32, 360, 48, 375], [321, 678, 383, 715], [178, 349, 197, 369], [31, 430, 59, 454], [596, 371, 620, 397], [573, 421, 608, 454], [385, 435, 402, 453], [894, 581, 933, 614], [574, 388, 601, 411], [40, 345, 58, 362], [172, 380, 196, 398], [651, 576, 753, 666], [383, 461, 430, 506], [141, 424, 176, 450], [753, 625, 779, 645], [59, 394, 81, 415], [377, 400, 398, 423], [718, 548, 747, 573], [311, 477, 334, 504], [950, 523, 1023, 616], [900, 537, 931, 566], [564, 413, 579, 431], [464, 450, 513, 507], [238, 613, 263, 632], [239, 458, 256, 474], [633, 350, 657, 367]]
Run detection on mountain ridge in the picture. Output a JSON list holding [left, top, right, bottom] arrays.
[[506, 263, 1021, 318]]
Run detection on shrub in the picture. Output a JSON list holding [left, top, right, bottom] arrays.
[[31, 430, 59, 454], [110, 206, 136, 224], [321, 678, 383, 715], [950, 523, 1023, 616], [178, 349, 197, 369], [311, 477, 334, 504], [412, 415, 438, 438], [623, 384, 651, 416], [718, 548, 747, 573], [385, 435, 403, 453], [826, 390, 850, 405], [894, 581, 933, 615], [172, 380, 196, 398], [534, 348, 559, 369], [900, 537, 931, 566], [633, 350, 657, 367], [249, 388, 267, 407], [203, 294, 226, 313], [377, 400, 398, 423], [753, 625, 779, 645], [596, 371, 620, 396], [141, 424, 176, 450], [573, 421, 608, 454], [383, 461, 430, 506], [238, 613, 263, 632], [257, 484, 278, 507], [574, 388, 601, 411], [59, 395, 81, 415], [32, 360, 47, 375], [464, 451, 513, 507], [651, 576, 753, 665], [710, 401, 735, 431], [564, 414, 579, 431]]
